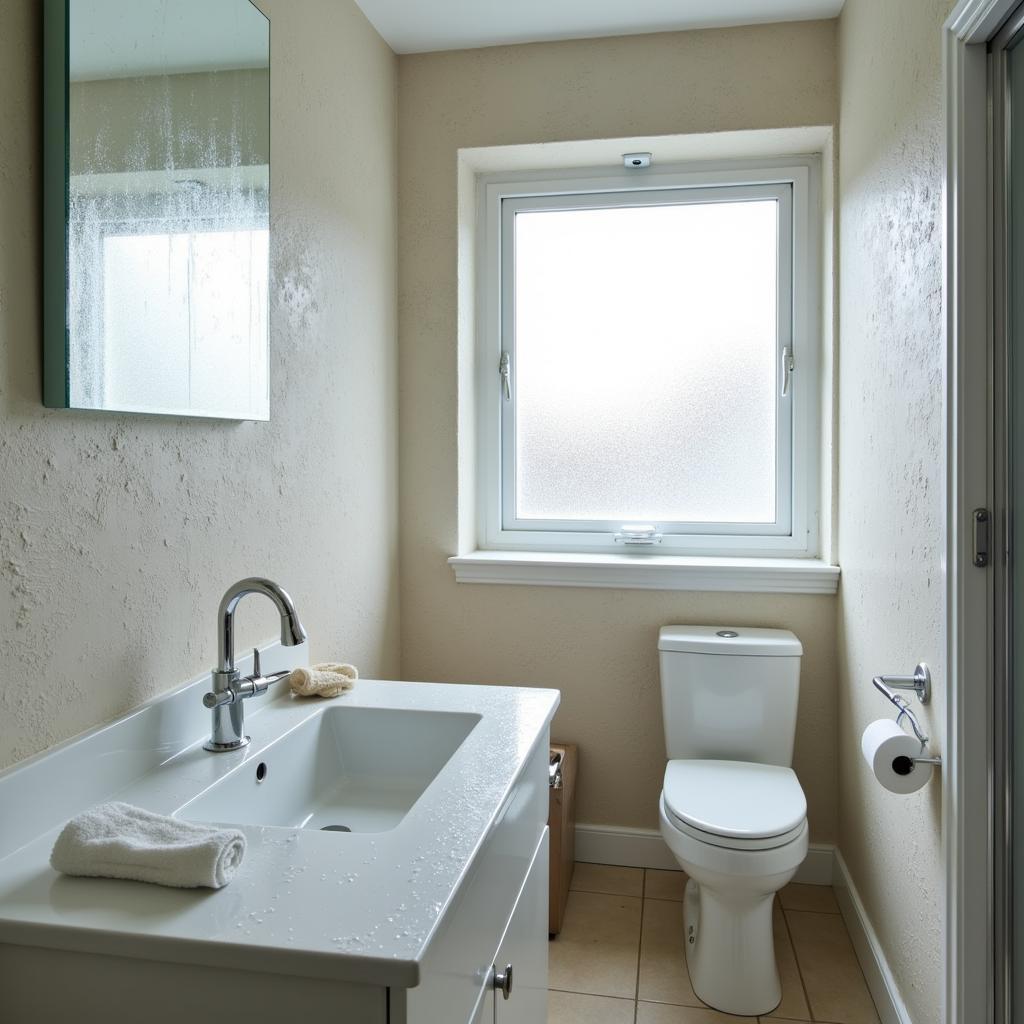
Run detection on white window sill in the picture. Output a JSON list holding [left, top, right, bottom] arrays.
[[448, 551, 840, 595]]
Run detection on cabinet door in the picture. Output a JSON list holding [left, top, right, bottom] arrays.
[[470, 985, 494, 1024], [492, 829, 549, 1024]]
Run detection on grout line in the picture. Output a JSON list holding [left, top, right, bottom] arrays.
[[786, 909, 884, 1019], [780, 900, 816, 1022], [564, 867, 862, 1024], [633, 869, 647, 1024], [547, 988, 634, 999], [847, 942, 885, 1024], [547, 987, 638, 1000], [779, 906, 841, 916], [570, 886, 645, 898]]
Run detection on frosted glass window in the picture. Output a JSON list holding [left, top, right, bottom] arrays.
[[511, 199, 780, 525]]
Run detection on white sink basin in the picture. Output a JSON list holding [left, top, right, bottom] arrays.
[[178, 705, 481, 834]]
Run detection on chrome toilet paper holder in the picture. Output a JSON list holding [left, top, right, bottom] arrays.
[[872, 666, 943, 772], [875, 663, 931, 704]]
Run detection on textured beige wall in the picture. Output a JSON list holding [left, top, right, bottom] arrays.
[[837, 0, 952, 1019], [398, 23, 841, 837], [0, 0, 399, 769]]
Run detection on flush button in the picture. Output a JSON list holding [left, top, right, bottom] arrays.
[[716, 630, 739, 638]]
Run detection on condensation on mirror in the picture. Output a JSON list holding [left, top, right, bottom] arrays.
[[45, 0, 270, 420]]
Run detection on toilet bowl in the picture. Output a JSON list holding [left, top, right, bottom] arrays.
[[657, 626, 807, 1017], [658, 759, 808, 1016]]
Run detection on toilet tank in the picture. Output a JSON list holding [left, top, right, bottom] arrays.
[[659, 625, 803, 767]]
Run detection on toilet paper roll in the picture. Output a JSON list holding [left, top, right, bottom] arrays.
[[861, 718, 933, 794]]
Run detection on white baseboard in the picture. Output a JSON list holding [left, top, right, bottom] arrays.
[[574, 823, 836, 885], [793, 842, 837, 885], [575, 824, 680, 870], [833, 849, 911, 1024]]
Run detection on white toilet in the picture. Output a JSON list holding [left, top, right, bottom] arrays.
[[657, 625, 808, 1018]]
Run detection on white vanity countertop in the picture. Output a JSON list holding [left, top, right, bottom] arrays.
[[0, 668, 559, 988]]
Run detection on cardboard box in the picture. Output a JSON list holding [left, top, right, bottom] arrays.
[[548, 742, 577, 936]]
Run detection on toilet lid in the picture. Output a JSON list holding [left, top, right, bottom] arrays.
[[663, 759, 807, 840]]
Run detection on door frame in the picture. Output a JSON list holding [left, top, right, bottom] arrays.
[[946, 2, 1017, 1021]]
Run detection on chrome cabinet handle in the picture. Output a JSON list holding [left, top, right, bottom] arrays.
[[493, 963, 513, 1000]]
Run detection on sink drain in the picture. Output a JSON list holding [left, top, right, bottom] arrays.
[[320, 824, 352, 832]]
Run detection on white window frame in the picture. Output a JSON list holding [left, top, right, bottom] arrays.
[[475, 158, 821, 559]]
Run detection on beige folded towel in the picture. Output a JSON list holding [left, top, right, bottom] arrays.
[[288, 662, 357, 698]]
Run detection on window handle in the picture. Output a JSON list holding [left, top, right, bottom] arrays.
[[781, 346, 795, 397], [614, 524, 662, 546], [499, 351, 512, 402]]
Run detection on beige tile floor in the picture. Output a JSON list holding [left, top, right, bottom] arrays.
[[549, 863, 880, 1024]]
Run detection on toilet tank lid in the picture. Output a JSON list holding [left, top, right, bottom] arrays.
[[658, 625, 802, 657]]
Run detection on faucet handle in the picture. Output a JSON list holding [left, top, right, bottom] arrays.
[[240, 648, 289, 696], [248, 646, 290, 686], [203, 689, 234, 709]]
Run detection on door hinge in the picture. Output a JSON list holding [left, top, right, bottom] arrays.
[[973, 508, 990, 568]]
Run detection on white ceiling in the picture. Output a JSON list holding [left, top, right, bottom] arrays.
[[353, 0, 845, 55]]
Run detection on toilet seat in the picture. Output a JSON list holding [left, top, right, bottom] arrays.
[[662, 759, 806, 851], [659, 793, 808, 879], [665, 807, 806, 851]]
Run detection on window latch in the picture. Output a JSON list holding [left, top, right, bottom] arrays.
[[781, 346, 795, 397], [614, 524, 662, 546], [499, 351, 512, 402]]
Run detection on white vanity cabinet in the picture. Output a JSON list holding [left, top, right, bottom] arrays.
[[0, 728, 552, 1024], [447, 829, 549, 1024], [473, 988, 496, 1023], [458, 829, 548, 1024], [394, 733, 550, 1024], [488, 830, 549, 1024], [0, 679, 558, 1024]]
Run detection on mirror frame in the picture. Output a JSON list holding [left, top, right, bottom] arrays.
[[42, 0, 68, 409], [41, 0, 271, 420]]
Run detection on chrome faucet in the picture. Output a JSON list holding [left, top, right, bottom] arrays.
[[202, 577, 307, 752]]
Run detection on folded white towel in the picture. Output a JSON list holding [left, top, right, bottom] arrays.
[[50, 802, 246, 889], [288, 662, 358, 698]]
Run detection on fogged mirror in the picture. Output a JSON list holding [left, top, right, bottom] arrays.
[[43, 0, 270, 419]]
